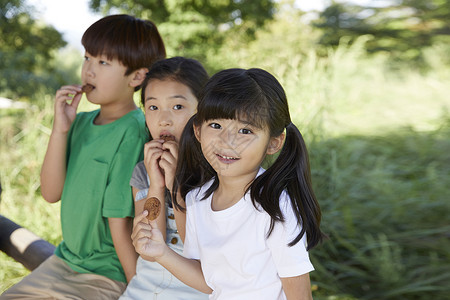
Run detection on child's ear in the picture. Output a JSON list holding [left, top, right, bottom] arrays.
[[129, 67, 148, 88], [266, 133, 285, 155], [193, 124, 201, 143]]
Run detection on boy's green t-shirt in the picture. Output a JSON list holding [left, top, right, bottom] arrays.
[[55, 109, 148, 283]]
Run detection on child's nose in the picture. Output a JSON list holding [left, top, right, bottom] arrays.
[[83, 62, 95, 78], [158, 111, 172, 126], [221, 127, 238, 147]]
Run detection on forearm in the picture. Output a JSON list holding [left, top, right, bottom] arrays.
[[171, 190, 186, 242], [109, 217, 138, 283], [40, 131, 68, 203], [157, 248, 212, 294], [281, 273, 313, 300], [136, 185, 167, 239]]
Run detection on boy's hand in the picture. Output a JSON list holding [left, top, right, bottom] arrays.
[[132, 210, 167, 261], [159, 140, 179, 191], [53, 85, 83, 134], [143, 140, 166, 189]]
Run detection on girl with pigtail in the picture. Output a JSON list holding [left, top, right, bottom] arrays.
[[132, 68, 325, 300]]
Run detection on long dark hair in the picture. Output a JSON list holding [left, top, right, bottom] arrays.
[[174, 68, 324, 250]]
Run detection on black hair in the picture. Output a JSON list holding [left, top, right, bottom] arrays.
[[140, 56, 209, 108], [82, 14, 166, 79], [174, 68, 324, 250]]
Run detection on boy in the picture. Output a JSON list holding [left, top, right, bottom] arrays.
[[1, 14, 166, 299]]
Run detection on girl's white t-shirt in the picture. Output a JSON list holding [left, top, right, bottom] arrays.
[[183, 168, 314, 300]]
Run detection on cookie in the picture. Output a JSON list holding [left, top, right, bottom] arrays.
[[81, 84, 95, 93], [144, 197, 161, 221], [160, 135, 175, 142]]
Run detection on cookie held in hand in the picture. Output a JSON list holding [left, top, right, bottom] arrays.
[[160, 134, 175, 142], [81, 84, 95, 93], [144, 197, 161, 221]]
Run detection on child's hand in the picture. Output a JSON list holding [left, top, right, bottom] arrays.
[[143, 140, 166, 189], [132, 210, 167, 261], [159, 140, 179, 191], [53, 85, 83, 134]]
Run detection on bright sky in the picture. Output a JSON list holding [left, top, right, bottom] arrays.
[[27, 0, 102, 51]]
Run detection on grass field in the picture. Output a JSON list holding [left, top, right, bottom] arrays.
[[1, 43, 449, 298]]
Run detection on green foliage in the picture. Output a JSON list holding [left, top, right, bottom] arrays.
[[0, 0, 67, 99], [309, 125, 450, 299], [206, 1, 318, 70], [88, 0, 276, 70], [0, 96, 59, 290], [312, 0, 450, 67]]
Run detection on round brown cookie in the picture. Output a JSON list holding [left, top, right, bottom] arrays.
[[160, 135, 175, 142], [144, 197, 161, 221], [81, 84, 95, 93]]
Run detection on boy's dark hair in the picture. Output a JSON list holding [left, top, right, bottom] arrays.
[[140, 56, 209, 108], [174, 68, 325, 250], [82, 14, 166, 78]]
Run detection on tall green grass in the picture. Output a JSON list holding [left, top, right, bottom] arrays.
[[0, 96, 58, 289], [309, 126, 450, 299], [1, 41, 449, 298]]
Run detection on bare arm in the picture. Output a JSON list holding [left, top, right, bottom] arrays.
[[159, 141, 187, 242], [40, 85, 82, 203], [134, 185, 166, 263], [281, 273, 313, 300], [40, 131, 68, 203], [172, 192, 186, 242], [132, 212, 212, 294], [109, 217, 138, 283], [158, 244, 211, 294]]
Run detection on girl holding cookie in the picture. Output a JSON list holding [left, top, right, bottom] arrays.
[[133, 68, 325, 299], [120, 57, 209, 300]]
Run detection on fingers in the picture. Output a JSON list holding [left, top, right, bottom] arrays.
[[52, 85, 84, 134], [148, 219, 159, 229], [131, 211, 151, 241], [159, 150, 177, 167], [159, 148, 177, 175], [132, 210, 159, 232], [159, 151, 177, 190], [70, 92, 83, 109], [55, 85, 82, 102], [144, 139, 164, 152], [131, 210, 160, 246], [131, 210, 165, 258], [143, 140, 164, 166], [162, 141, 179, 159], [56, 85, 83, 96], [133, 209, 149, 227]]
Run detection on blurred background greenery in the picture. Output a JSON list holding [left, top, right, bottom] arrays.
[[1, 0, 449, 298]]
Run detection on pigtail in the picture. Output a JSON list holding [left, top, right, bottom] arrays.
[[251, 123, 323, 250], [172, 115, 215, 211]]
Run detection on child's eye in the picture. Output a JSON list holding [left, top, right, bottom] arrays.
[[99, 60, 108, 65], [84, 56, 90, 61], [239, 128, 253, 134], [209, 123, 222, 129], [173, 104, 183, 110], [149, 105, 158, 111]]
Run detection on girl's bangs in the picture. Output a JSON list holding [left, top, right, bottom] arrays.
[[197, 91, 269, 129]]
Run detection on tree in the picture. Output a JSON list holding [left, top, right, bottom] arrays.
[[88, 0, 276, 72], [312, 0, 450, 66], [0, 0, 66, 100]]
